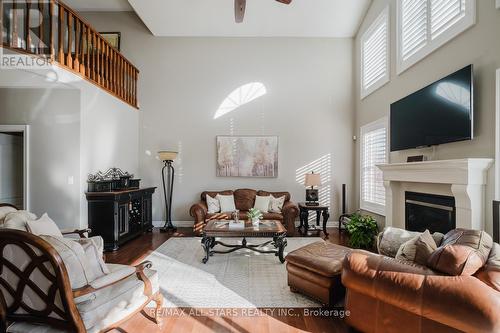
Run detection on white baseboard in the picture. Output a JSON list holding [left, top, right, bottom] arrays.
[[153, 220, 339, 228]]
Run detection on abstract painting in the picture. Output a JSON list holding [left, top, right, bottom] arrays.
[[216, 136, 278, 177]]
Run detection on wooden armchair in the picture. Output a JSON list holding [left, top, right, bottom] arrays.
[[0, 205, 163, 333]]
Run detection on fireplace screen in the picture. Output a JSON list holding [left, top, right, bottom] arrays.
[[405, 192, 456, 234]]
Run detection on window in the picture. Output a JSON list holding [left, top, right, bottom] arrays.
[[360, 6, 390, 99], [397, 0, 476, 73], [360, 118, 388, 215]]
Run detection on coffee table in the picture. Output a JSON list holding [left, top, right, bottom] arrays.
[[201, 220, 287, 264]]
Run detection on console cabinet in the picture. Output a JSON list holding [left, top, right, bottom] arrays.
[[86, 187, 156, 251]]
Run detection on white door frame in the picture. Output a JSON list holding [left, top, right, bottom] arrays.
[[0, 125, 29, 210], [496, 69, 500, 200]]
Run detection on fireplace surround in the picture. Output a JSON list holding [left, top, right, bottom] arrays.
[[405, 192, 456, 234]]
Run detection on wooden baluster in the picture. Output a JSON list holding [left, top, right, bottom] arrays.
[[74, 19, 79, 71], [112, 50, 116, 93], [58, 4, 63, 63], [92, 32, 97, 81], [97, 36, 101, 84], [11, 0, 18, 47], [127, 63, 131, 103], [25, 0, 31, 52], [38, 1, 43, 54], [85, 26, 90, 78], [120, 57, 124, 98], [134, 70, 138, 107], [66, 12, 72, 68], [105, 43, 109, 89], [49, 0, 54, 60]]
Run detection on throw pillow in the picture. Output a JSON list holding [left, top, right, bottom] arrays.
[[269, 195, 286, 213], [76, 237, 110, 279], [206, 195, 221, 214], [427, 229, 493, 276], [0, 206, 17, 225], [395, 230, 437, 265], [3, 211, 37, 231], [26, 213, 63, 237], [217, 194, 236, 212], [254, 195, 270, 213]]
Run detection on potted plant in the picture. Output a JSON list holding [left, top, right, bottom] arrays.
[[247, 208, 263, 227], [345, 212, 379, 250]]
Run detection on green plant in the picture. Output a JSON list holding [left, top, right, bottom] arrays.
[[247, 208, 263, 220], [345, 212, 379, 249]]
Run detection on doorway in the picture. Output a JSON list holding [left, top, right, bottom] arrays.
[[0, 125, 29, 209]]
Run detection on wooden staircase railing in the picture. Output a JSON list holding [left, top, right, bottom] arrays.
[[0, 0, 139, 108]]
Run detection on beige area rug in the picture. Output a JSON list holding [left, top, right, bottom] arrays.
[[145, 237, 323, 308]]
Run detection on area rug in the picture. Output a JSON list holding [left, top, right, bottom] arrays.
[[145, 237, 323, 308]]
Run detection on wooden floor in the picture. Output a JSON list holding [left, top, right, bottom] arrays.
[[106, 227, 353, 333]]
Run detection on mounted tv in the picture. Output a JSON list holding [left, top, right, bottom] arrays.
[[390, 65, 473, 152]]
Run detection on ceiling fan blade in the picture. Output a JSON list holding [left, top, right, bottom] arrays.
[[275, 0, 292, 4], [235, 0, 246, 23]]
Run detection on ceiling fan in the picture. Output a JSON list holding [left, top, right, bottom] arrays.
[[234, 0, 292, 23]]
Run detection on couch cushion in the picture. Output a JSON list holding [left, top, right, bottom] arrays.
[[206, 194, 221, 213], [75, 268, 158, 332], [269, 195, 286, 213], [254, 195, 270, 213], [286, 241, 351, 277], [0, 206, 17, 224], [234, 189, 257, 210], [427, 229, 493, 276], [201, 190, 233, 202], [7, 322, 70, 333], [377, 227, 420, 258], [26, 213, 63, 237], [257, 190, 290, 202]]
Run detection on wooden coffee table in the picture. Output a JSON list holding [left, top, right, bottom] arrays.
[[201, 220, 287, 264]]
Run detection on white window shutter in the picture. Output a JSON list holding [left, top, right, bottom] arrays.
[[360, 119, 388, 215], [361, 7, 390, 99], [397, 0, 475, 74], [401, 0, 427, 60], [430, 0, 466, 39]]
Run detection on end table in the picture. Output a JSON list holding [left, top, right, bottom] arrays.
[[298, 203, 330, 237]]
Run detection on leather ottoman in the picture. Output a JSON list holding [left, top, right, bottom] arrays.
[[285, 241, 352, 306]]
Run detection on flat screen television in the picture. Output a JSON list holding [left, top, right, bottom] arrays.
[[390, 65, 473, 152]]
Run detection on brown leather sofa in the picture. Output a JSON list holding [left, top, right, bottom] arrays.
[[189, 189, 299, 236], [342, 229, 500, 333]]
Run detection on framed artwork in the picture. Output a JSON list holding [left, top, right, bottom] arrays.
[[100, 32, 121, 51], [216, 136, 278, 178]]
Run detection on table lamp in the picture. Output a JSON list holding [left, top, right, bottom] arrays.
[[304, 172, 321, 206], [159, 151, 178, 232]]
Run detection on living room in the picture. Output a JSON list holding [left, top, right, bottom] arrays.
[[0, 0, 499, 332]]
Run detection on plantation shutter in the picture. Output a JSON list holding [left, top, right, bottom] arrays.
[[361, 7, 389, 98], [361, 120, 387, 215], [401, 0, 427, 60], [430, 0, 466, 39]]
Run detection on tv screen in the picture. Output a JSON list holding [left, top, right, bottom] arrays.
[[390, 65, 473, 152]]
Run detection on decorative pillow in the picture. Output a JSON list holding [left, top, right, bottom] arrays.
[[395, 230, 437, 265], [269, 195, 286, 213], [377, 227, 420, 258], [75, 237, 109, 280], [26, 213, 63, 237], [206, 195, 221, 214], [3, 211, 37, 231], [427, 229, 493, 276], [217, 194, 236, 212], [254, 195, 270, 213], [0, 206, 17, 225]]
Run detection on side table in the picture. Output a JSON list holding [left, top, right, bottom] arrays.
[[298, 203, 330, 237]]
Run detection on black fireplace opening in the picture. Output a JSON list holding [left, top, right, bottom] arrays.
[[405, 192, 456, 234]]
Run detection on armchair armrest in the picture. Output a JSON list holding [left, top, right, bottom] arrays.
[[190, 201, 208, 220], [282, 201, 299, 217], [61, 228, 91, 238], [73, 261, 153, 298]]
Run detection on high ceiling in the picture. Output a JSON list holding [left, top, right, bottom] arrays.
[[69, 0, 372, 38]]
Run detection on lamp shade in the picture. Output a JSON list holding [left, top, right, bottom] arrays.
[[304, 173, 322, 187], [158, 151, 178, 161]]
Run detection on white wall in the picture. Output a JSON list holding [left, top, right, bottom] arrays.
[[354, 0, 500, 232], [81, 12, 356, 223], [0, 88, 81, 229], [0, 133, 23, 208]]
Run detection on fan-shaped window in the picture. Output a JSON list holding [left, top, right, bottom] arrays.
[[214, 82, 267, 119]]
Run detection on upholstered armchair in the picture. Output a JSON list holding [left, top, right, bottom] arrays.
[[0, 204, 163, 333]]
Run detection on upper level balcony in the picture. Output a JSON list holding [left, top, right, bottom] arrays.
[[0, 0, 139, 108]]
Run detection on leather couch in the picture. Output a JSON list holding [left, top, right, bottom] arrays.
[[342, 228, 500, 333], [189, 189, 299, 236]]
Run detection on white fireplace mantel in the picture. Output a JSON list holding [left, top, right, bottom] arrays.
[[377, 158, 494, 230]]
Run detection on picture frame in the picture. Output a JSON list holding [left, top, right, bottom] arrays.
[[216, 136, 278, 178], [100, 32, 121, 51]]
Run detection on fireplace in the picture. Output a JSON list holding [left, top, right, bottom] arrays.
[[405, 192, 456, 234]]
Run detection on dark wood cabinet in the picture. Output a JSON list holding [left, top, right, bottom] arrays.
[[86, 187, 156, 251]]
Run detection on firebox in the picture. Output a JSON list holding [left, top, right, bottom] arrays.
[[405, 192, 456, 234]]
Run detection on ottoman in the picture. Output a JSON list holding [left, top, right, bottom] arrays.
[[285, 241, 352, 306]]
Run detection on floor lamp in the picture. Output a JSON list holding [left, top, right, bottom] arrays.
[[159, 151, 177, 233]]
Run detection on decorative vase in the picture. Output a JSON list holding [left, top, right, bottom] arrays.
[[251, 218, 260, 227]]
